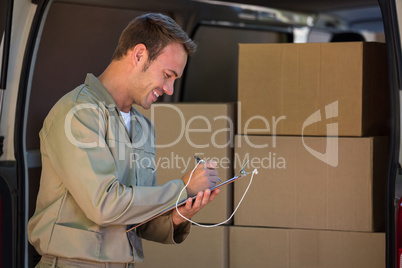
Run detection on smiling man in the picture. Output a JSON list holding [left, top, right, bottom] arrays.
[[27, 13, 220, 268]]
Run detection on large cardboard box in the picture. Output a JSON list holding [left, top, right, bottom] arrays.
[[238, 42, 389, 136], [234, 135, 388, 232], [137, 103, 235, 223], [229, 226, 385, 268], [137, 226, 228, 268]]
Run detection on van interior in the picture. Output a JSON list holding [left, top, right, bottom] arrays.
[[19, 0, 386, 266]]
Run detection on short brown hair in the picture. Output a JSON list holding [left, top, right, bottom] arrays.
[[112, 13, 197, 62]]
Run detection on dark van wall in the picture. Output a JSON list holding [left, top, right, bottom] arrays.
[[26, 2, 146, 150], [26, 4, 147, 266], [182, 25, 284, 102]]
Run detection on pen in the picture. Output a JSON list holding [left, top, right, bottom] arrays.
[[194, 155, 221, 182], [194, 155, 202, 163]]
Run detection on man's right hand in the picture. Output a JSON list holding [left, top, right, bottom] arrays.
[[181, 160, 220, 197]]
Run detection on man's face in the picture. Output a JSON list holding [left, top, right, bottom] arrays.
[[132, 42, 188, 109]]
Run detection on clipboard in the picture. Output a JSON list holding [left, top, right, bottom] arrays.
[[126, 161, 251, 232]]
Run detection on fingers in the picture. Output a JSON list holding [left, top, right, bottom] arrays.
[[192, 191, 204, 208], [209, 188, 220, 201], [181, 189, 219, 215], [191, 189, 218, 209], [173, 188, 220, 227], [200, 189, 211, 207], [183, 160, 220, 196], [198, 161, 219, 187], [204, 160, 217, 169], [197, 162, 218, 174]]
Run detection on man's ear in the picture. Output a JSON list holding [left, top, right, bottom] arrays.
[[131, 44, 148, 67]]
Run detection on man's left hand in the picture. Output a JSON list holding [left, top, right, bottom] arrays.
[[172, 188, 220, 228]]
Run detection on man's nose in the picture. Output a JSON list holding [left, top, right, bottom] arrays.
[[163, 81, 174, 95]]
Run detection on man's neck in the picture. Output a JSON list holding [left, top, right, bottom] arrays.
[[99, 60, 133, 113]]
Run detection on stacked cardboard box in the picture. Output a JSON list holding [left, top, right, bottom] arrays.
[[237, 42, 389, 136], [229, 226, 385, 268], [233, 42, 389, 267], [137, 226, 228, 268], [234, 135, 388, 231]]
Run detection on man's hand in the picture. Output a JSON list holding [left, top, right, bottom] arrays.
[[181, 160, 220, 197], [172, 188, 220, 228]]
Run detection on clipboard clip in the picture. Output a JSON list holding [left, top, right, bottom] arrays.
[[234, 160, 251, 178]]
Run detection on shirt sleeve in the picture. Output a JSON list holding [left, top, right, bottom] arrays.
[[41, 100, 188, 227], [136, 212, 191, 244]]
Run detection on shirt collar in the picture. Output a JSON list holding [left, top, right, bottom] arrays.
[[84, 73, 117, 110]]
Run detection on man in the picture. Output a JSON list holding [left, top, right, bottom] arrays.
[[28, 13, 220, 267]]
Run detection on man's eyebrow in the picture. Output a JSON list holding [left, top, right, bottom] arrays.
[[168, 69, 179, 78]]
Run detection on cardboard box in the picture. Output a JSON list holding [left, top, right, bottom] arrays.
[[234, 135, 388, 232], [137, 226, 228, 268], [238, 42, 389, 136], [229, 226, 385, 268], [137, 103, 235, 223]]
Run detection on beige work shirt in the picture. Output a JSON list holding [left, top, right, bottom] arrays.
[[27, 74, 190, 263]]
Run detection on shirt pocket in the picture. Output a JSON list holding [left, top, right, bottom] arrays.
[[47, 223, 101, 260], [133, 150, 156, 186], [105, 116, 132, 166]]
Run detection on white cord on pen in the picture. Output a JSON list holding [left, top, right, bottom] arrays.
[[175, 160, 257, 227]]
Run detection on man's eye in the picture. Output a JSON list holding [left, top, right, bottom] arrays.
[[165, 73, 172, 79]]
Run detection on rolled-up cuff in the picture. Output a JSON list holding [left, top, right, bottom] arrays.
[[172, 217, 191, 244]]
